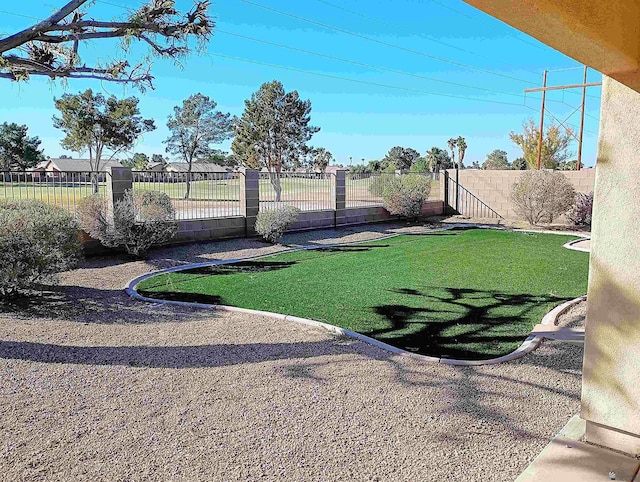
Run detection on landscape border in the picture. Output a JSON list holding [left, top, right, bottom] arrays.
[[125, 226, 589, 366]]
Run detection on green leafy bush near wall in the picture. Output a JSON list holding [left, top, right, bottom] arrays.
[[78, 190, 177, 258], [0, 200, 81, 298], [380, 175, 432, 219], [255, 206, 300, 243]]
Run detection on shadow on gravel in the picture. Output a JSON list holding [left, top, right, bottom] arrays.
[[0, 285, 213, 325], [0, 339, 358, 368], [371, 287, 574, 361]]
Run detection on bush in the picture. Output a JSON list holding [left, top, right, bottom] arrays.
[[511, 170, 577, 225], [368, 175, 389, 197], [0, 200, 81, 298], [567, 191, 593, 226], [255, 206, 300, 243], [381, 175, 432, 219], [78, 190, 177, 257]]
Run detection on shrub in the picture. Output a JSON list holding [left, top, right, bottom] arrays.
[[0, 200, 81, 298], [567, 191, 593, 226], [511, 170, 577, 225], [381, 175, 432, 219], [78, 190, 177, 257], [368, 175, 389, 197], [255, 206, 300, 243]]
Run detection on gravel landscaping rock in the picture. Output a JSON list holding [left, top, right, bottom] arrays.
[[0, 224, 585, 482]]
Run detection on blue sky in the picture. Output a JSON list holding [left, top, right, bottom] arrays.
[[0, 0, 602, 167]]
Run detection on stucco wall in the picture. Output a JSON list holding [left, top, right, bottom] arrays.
[[581, 77, 640, 454], [441, 169, 596, 220]]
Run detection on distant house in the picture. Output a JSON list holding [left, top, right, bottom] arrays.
[[146, 161, 165, 172], [31, 158, 123, 178], [165, 163, 232, 174], [165, 163, 235, 179], [325, 165, 350, 175]]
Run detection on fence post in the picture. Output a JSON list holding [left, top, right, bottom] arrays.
[[455, 167, 460, 213], [241, 169, 260, 236], [332, 170, 346, 227], [107, 166, 132, 214], [443, 170, 449, 214]]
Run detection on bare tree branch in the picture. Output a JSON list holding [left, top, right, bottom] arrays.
[[0, 0, 89, 53], [0, 0, 213, 90]]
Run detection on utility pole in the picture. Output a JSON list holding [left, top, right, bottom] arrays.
[[577, 66, 588, 170], [536, 70, 547, 170], [524, 67, 601, 170]]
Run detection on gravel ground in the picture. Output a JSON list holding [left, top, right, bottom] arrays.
[[0, 223, 585, 482]]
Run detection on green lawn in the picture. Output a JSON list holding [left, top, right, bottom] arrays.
[[137, 229, 589, 360]]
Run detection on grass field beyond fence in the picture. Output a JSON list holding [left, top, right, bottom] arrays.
[[137, 229, 589, 360]]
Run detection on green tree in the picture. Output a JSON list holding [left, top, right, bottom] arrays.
[[165, 93, 234, 199], [381, 146, 421, 171], [309, 147, 334, 172], [482, 149, 510, 170], [425, 147, 452, 172], [509, 118, 574, 169], [447, 137, 467, 169], [367, 159, 382, 172], [232, 81, 319, 201], [0, 122, 45, 170], [53, 89, 155, 192], [410, 157, 429, 172], [512, 157, 528, 170], [558, 160, 578, 170], [0, 1, 213, 90], [130, 153, 150, 170], [471, 161, 481, 169], [447, 138, 457, 169]]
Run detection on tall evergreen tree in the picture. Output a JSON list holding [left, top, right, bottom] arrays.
[[0, 123, 45, 170], [165, 94, 234, 199], [232, 81, 319, 201]]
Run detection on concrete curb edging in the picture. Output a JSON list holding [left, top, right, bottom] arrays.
[[563, 237, 591, 253], [125, 226, 588, 366]]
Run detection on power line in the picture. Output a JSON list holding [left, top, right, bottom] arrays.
[[424, 0, 548, 52], [216, 29, 525, 99], [0, 9, 41, 21], [205, 51, 529, 107], [93, 0, 538, 99], [312, 0, 496, 62], [232, 0, 540, 86]]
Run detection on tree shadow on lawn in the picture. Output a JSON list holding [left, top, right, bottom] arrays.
[[370, 286, 575, 361], [181, 260, 298, 276]]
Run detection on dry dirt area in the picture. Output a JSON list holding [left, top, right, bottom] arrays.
[[0, 223, 585, 482]]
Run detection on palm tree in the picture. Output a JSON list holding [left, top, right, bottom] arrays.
[[447, 138, 457, 168], [456, 136, 467, 169]]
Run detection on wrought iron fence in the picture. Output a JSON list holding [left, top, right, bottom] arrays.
[[0, 171, 108, 214], [259, 172, 333, 212], [444, 172, 503, 219], [132, 171, 242, 220], [345, 172, 439, 208]]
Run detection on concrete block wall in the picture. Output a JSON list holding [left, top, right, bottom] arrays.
[[81, 168, 445, 254], [443, 169, 596, 220], [172, 217, 246, 244]]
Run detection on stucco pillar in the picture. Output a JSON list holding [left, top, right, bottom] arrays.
[[241, 169, 260, 236], [106, 166, 132, 214], [332, 170, 346, 226], [581, 76, 640, 455]]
